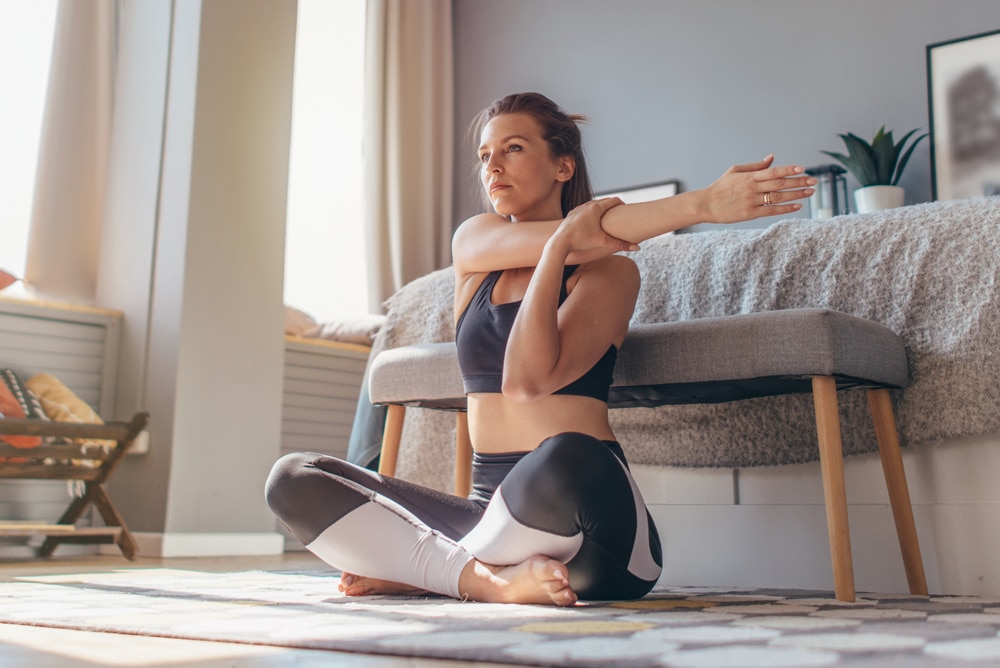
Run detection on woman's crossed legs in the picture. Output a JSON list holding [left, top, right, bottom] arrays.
[[265, 432, 662, 604]]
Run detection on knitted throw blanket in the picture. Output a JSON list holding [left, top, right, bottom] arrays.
[[370, 198, 1000, 491]]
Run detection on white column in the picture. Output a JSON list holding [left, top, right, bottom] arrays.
[[97, 0, 297, 556]]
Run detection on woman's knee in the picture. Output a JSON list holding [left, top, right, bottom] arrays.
[[500, 433, 625, 516], [264, 452, 371, 545], [264, 452, 315, 520], [533, 432, 620, 487]]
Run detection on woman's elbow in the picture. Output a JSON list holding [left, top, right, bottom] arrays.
[[501, 375, 547, 403]]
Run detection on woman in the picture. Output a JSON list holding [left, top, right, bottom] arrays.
[[266, 92, 815, 606]]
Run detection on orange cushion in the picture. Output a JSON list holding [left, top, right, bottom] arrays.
[[0, 369, 43, 448]]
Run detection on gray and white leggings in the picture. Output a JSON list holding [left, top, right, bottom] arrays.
[[265, 431, 662, 600]]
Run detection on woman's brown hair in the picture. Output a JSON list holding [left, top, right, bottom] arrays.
[[468, 92, 594, 217]]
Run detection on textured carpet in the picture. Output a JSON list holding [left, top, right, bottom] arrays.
[[2, 568, 1000, 666]]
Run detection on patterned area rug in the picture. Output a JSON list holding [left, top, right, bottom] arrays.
[[2, 568, 1000, 667]]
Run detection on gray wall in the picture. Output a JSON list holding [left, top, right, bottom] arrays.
[[453, 0, 1000, 230]]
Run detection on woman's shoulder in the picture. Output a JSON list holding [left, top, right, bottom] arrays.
[[454, 212, 508, 237], [452, 213, 506, 266]]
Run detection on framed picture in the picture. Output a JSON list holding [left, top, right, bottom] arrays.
[[596, 179, 679, 204], [927, 29, 1000, 201]]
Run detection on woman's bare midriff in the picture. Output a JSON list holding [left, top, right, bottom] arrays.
[[468, 392, 616, 453]]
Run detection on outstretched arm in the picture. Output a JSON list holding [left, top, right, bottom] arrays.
[[452, 155, 814, 274], [599, 155, 813, 243]]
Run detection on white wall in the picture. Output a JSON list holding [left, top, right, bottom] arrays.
[[96, 0, 171, 532], [634, 432, 1000, 597], [452, 0, 1000, 230]]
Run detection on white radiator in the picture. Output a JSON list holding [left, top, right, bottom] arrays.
[[279, 336, 369, 550]]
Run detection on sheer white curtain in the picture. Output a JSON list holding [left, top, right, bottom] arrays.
[[27, 0, 456, 311], [363, 0, 454, 313], [24, 0, 115, 303]]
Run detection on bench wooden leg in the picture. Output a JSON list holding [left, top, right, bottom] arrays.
[[378, 404, 406, 477], [455, 412, 472, 497], [380, 406, 473, 499], [868, 388, 928, 596], [812, 376, 856, 602]]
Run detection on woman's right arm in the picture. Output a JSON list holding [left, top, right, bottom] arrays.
[[451, 212, 635, 276]]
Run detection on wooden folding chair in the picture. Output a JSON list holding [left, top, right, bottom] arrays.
[[0, 411, 149, 559]]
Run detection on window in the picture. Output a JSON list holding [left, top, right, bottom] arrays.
[[283, 0, 368, 323], [0, 1, 58, 280]]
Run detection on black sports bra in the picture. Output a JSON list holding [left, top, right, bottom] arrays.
[[454, 265, 617, 401]]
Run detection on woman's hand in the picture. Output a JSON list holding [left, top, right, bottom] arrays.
[[549, 197, 637, 261], [702, 155, 816, 224]]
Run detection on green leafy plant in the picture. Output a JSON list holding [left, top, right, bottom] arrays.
[[822, 126, 927, 187]]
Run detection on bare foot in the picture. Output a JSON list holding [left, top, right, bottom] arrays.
[[458, 555, 577, 606], [338, 572, 428, 597]]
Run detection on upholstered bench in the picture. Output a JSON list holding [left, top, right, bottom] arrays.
[[368, 308, 925, 602]]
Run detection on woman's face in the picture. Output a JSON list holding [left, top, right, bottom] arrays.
[[478, 112, 573, 222]]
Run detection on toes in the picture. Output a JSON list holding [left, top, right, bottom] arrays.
[[540, 561, 569, 587], [343, 582, 372, 597], [537, 561, 577, 605], [340, 573, 371, 596]]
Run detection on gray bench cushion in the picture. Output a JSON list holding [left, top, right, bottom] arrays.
[[368, 308, 909, 411], [370, 342, 465, 410]]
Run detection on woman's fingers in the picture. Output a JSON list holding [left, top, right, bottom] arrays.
[[556, 197, 632, 256], [764, 168, 808, 183], [762, 187, 813, 207], [758, 181, 816, 207], [729, 154, 776, 173], [592, 196, 624, 214], [708, 157, 815, 223], [757, 175, 816, 192], [567, 196, 622, 221], [753, 201, 804, 218], [591, 197, 636, 250]]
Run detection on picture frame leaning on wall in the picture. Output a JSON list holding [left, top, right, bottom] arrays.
[[927, 28, 1000, 201], [596, 180, 680, 205]]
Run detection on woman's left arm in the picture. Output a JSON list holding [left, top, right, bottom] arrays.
[[599, 156, 815, 243], [502, 199, 638, 401]]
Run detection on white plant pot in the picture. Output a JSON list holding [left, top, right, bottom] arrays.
[[854, 185, 905, 214]]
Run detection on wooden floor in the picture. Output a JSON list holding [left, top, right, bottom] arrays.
[[0, 551, 506, 668]]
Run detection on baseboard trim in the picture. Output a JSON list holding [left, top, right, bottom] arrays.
[[99, 532, 285, 558]]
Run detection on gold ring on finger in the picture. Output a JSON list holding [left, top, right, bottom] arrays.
[[763, 192, 772, 206]]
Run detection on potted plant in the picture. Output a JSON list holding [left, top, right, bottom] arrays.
[[822, 126, 927, 213]]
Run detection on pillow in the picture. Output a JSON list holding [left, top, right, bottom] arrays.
[[304, 314, 386, 346], [0, 269, 16, 291], [0, 369, 45, 448], [285, 306, 317, 335], [25, 373, 115, 449]]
